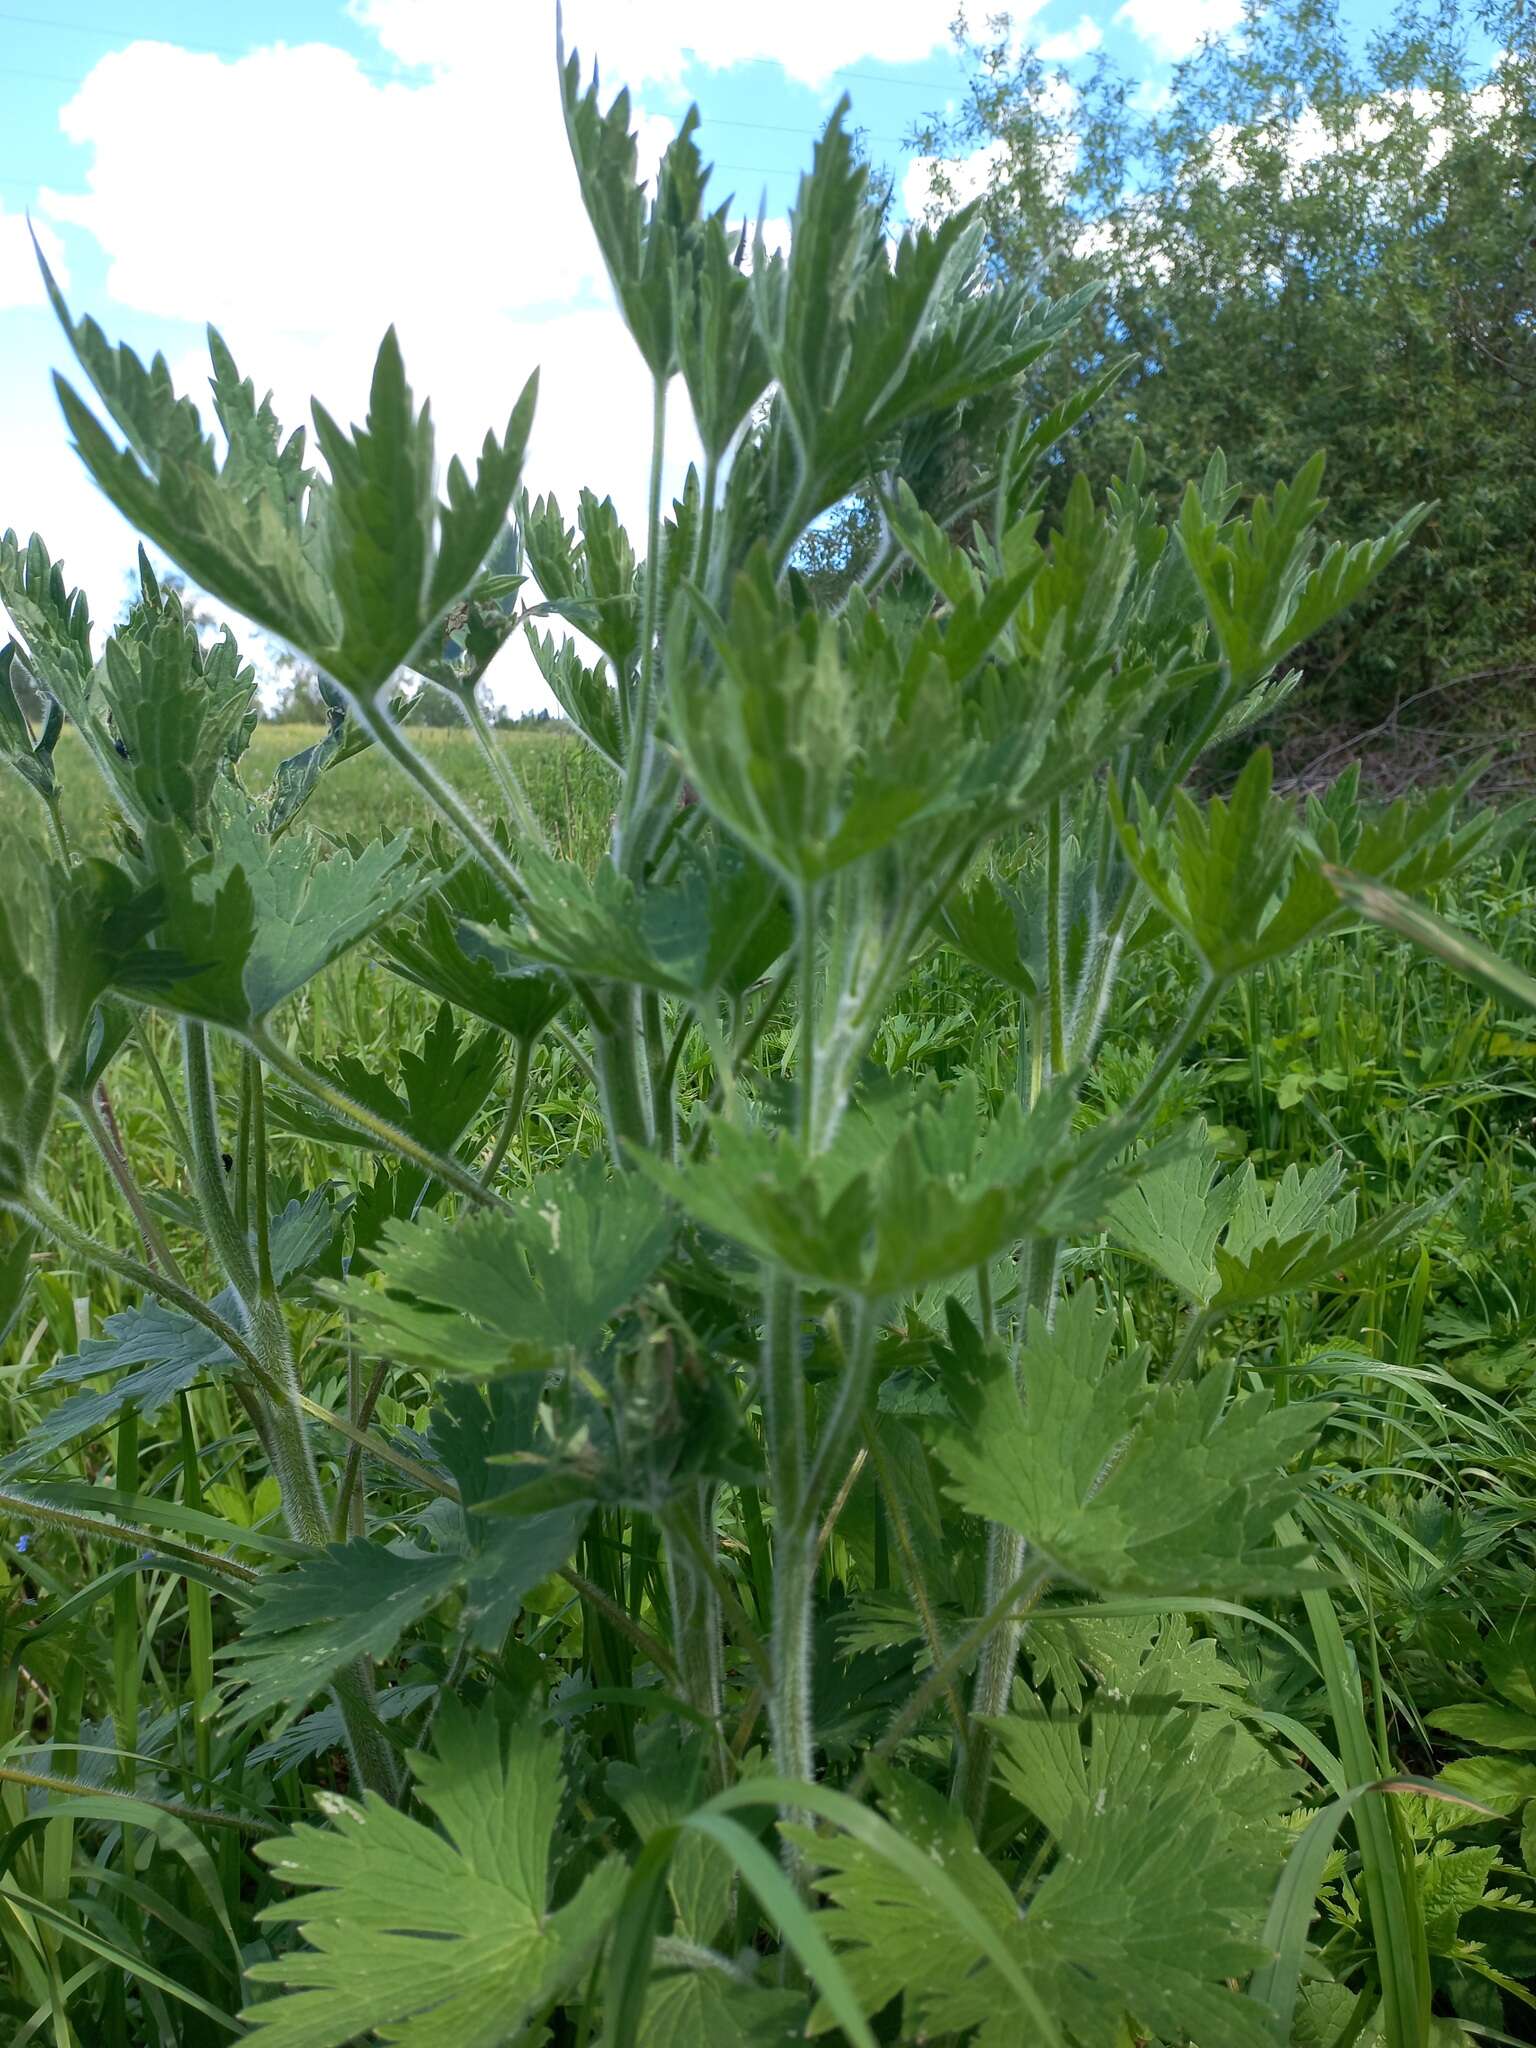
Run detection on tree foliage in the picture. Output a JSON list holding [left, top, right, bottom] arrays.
[[917, 0, 1536, 735]]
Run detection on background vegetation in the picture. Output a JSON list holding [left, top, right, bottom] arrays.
[[910, 0, 1536, 785], [4, 4, 1536, 2045]]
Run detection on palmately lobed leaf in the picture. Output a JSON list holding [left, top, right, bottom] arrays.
[[245, 1707, 626, 2048], [800, 1695, 1289, 2048], [1176, 451, 1427, 691], [129, 801, 426, 1030], [44, 251, 537, 698], [641, 1969, 806, 2047], [330, 1156, 675, 1371], [95, 556, 258, 840], [931, 1290, 1322, 1595], [635, 1077, 1148, 1298], [1107, 1127, 1430, 1313], [473, 839, 788, 1002], [1112, 748, 1339, 975], [0, 528, 95, 727], [990, 1655, 1294, 2045]]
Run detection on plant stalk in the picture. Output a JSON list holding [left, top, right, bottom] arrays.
[[955, 1238, 1061, 1824], [661, 1486, 728, 1783]]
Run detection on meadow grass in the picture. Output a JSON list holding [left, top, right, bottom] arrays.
[[10, 742, 1536, 2044], [51, 720, 615, 869]]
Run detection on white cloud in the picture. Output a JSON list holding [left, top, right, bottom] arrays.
[[32, 23, 709, 709], [1113, 0, 1243, 62], [1202, 84, 1503, 193], [902, 137, 1007, 221], [44, 37, 604, 337], [13, 0, 991, 707], [1037, 16, 1103, 63], [0, 207, 68, 309], [1130, 77, 1173, 115], [352, 0, 960, 91]]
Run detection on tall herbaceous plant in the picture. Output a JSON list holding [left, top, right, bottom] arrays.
[[0, 35, 1488, 2048]]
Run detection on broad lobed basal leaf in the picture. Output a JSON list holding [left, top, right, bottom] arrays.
[[798, 1645, 1293, 2048], [1107, 1123, 1434, 1312], [245, 1705, 626, 2048], [931, 1290, 1322, 1594], [330, 1155, 675, 1372], [476, 838, 789, 1001], [129, 798, 426, 1030]]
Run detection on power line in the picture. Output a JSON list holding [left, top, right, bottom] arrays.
[[0, 72, 920, 152], [0, 11, 938, 199], [0, 157, 919, 196]]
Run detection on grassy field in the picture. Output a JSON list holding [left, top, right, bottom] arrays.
[[52, 720, 616, 869], [10, 735, 1536, 2041]]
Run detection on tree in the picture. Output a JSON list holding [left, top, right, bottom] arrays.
[[265, 650, 333, 724], [919, 0, 1536, 762]]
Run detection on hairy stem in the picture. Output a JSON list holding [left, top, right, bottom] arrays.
[[799, 1296, 880, 1537], [0, 1483, 258, 1584], [1117, 972, 1224, 1131], [591, 990, 655, 1165], [346, 691, 527, 905], [865, 1427, 969, 1743], [248, 1056, 276, 1305], [128, 1018, 196, 1173], [13, 1190, 265, 1381], [641, 991, 677, 1164], [480, 1035, 533, 1187], [760, 1271, 816, 1855], [463, 686, 547, 850], [955, 1238, 1060, 1825], [1045, 796, 1067, 1079], [615, 372, 669, 871], [181, 1022, 257, 1302], [661, 1487, 729, 1783], [559, 1565, 679, 1682], [858, 1559, 1053, 1802], [332, 1358, 391, 1541], [183, 1029, 401, 1803]]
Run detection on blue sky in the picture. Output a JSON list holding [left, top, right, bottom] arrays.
[[1, 0, 1402, 709]]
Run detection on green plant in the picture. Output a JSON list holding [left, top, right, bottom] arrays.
[[915, 0, 1536, 743], [0, 39, 1503, 2048]]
